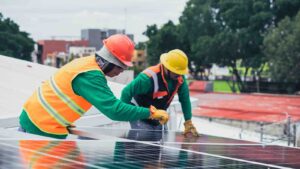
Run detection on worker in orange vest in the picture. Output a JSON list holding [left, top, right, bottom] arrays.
[[121, 49, 199, 136], [19, 34, 169, 139]]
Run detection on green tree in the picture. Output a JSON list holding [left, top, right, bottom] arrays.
[[0, 13, 34, 61], [263, 11, 300, 83], [178, 0, 300, 92], [179, 0, 275, 92], [272, 0, 300, 24], [144, 21, 184, 65], [179, 0, 219, 78], [142, 0, 300, 92], [135, 42, 146, 50]]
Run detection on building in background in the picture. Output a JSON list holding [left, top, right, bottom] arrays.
[[131, 50, 147, 76], [132, 50, 146, 67], [81, 29, 134, 50], [126, 33, 134, 42], [44, 52, 67, 68], [43, 47, 96, 68], [36, 40, 88, 64], [34, 29, 134, 68], [69, 46, 96, 58]]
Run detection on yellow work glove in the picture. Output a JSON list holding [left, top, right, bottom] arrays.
[[183, 120, 200, 137], [149, 105, 169, 125]]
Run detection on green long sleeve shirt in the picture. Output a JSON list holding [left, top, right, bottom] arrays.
[[20, 70, 150, 138], [71, 70, 150, 121], [121, 73, 192, 121]]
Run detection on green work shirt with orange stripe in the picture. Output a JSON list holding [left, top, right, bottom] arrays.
[[121, 72, 192, 121], [19, 59, 150, 139]]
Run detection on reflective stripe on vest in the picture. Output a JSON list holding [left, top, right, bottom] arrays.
[[143, 64, 184, 105], [131, 98, 139, 106], [37, 86, 71, 126], [143, 69, 159, 95], [24, 56, 102, 135], [49, 76, 85, 116], [144, 68, 168, 99]]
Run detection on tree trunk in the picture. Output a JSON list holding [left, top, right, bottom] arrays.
[[226, 80, 237, 93], [231, 64, 245, 93]]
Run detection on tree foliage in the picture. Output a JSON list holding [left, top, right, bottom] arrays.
[[0, 13, 34, 61], [179, 0, 275, 92], [144, 21, 184, 65], [263, 11, 300, 83], [144, 0, 300, 92], [272, 0, 300, 24]]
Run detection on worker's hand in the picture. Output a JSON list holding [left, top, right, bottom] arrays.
[[183, 120, 200, 137], [149, 105, 169, 125]]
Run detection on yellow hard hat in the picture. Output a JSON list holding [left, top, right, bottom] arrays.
[[160, 49, 188, 75]]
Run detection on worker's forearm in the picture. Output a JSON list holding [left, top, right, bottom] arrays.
[[181, 101, 192, 121], [94, 96, 150, 121], [178, 77, 192, 121]]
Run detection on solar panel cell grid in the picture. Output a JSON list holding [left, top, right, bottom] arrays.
[[69, 127, 300, 169], [168, 144, 300, 169], [0, 140, 272, 169]]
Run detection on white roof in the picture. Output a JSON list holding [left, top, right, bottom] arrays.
[[0, 55, 57, 118], [0, 55, 126, 120]]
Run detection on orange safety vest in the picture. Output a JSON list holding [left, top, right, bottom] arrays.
[[24, 56, 102, 135], [132, 64, 183, 110]]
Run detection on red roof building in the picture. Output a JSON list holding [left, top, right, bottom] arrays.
[[37, 40, 89, 64]]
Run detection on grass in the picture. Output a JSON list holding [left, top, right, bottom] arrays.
[[213, 80, 240, 93]]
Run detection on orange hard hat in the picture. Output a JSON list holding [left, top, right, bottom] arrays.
[[103, 34, 134, 67]]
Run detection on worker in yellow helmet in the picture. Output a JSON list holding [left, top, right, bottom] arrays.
[[19, 34, 169, 139], [121, 49, 199, 136]]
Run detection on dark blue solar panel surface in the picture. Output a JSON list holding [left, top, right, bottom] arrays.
[[70, 127, 300, 169], [0, 127, 298, 168], [0, 140, 274, 169]]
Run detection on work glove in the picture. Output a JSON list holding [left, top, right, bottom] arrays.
[[183, 120, 200, 137], [149, 105, 169, 125]]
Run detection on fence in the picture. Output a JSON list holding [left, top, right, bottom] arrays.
[[239, 112, 298, 146]]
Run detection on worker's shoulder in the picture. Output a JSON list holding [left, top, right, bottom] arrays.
[[129, 73, 151, 86], [76, 70, 105, 81], [136, 72, 151, 80]]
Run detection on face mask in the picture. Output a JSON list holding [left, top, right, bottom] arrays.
[[95, 54, 116, 74]]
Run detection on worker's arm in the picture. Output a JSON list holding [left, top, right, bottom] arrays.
[[121, 73, 152, 104], [177, 76, 192, 121], [72, 70, 150, 121], [178, 76, 200, 136]]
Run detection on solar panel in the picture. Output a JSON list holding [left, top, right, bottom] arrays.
[[0, 127, 298, 168], [0, 140, 276, 169], [68, 127, 300, 169]]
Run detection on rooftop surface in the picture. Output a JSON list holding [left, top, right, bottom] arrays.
[[190, 92, 300, 123]]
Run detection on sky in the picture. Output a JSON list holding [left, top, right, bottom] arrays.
[[0, 0, 189, 42]]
